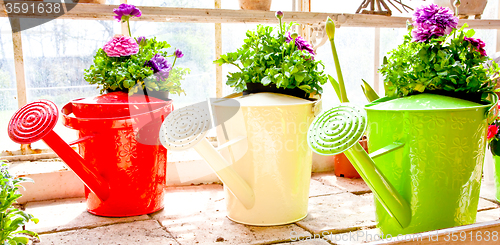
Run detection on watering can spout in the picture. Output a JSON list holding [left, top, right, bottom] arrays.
[[195, 139, 256, 209], [8, 100, 111, 201], [159, 105, 256, 210], [345, 143, 411, 228], [42, 131, 111, 201]]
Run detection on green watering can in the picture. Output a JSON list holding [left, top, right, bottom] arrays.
[[308, 93, 498, 235]]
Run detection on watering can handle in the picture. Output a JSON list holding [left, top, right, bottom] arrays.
[[216, 136, 247, 152], [486, 94, 499, 124], [312, 99, 322, 116]]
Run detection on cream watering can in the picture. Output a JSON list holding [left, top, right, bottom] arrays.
[[160, 93, 321, 225]]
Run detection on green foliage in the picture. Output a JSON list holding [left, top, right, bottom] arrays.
[[328, 75, 341, 102], [84, 37, 190, 95], [0, 161, 39, 245], [360, 79, 380, 102], [380, 24, 499, 99], [214, 23, 327, 95]]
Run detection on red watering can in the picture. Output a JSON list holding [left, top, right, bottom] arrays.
[[8, 92, 173, 217]]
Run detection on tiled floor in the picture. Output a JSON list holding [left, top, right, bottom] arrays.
[[23, 173, 500, 245]]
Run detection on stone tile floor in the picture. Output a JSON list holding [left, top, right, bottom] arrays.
[[24, 172, 500, 245]]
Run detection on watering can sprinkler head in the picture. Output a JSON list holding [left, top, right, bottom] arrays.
[[159, 103, 255, 210], [307, 103, 411, 229], [8, 100, 111, 201], [308, 103, 366, 155]]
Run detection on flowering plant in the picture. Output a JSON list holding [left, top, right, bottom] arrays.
[[84, 4, 189, 96], [488, 111, 500, 156], [380, 4, 499, 102], [214, 11, 327, 96], [0, 161, 39, 245]]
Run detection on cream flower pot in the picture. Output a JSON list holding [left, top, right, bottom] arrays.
[[238, 0, 272, 10], [432, 0, 488, 19], [78, 0, 106, 4]]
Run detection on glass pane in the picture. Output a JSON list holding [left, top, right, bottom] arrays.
[[131, 21, 216, 108], [315, 27, 374, 110], [0, 19, 19, 152], [18, 18, 215, 150], [21, 19, 117, 149], [378, 27, 407, 93], [311, 0, 430, 16], [221, 22, 374, 109], [221, 23, 258, 97]]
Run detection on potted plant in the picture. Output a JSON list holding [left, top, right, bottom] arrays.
[[214, 11, 327, 99], [362, 2, 499, 235], [84, 3, 190, 100], [0, 161, 39, 245], [379, 3, 498, 102], [57, 4, 178, 217], [209, 12, 326, 225]]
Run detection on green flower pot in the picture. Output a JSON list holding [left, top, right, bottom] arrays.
[[365, 93, 497, 236]]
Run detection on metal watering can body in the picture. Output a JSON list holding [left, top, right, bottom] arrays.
[[8, 92, 173, 217], [213, 93, 320, 225], [159, 92, 321, 226], [308, 93, 498, 236], [364, 93, 497, 235]]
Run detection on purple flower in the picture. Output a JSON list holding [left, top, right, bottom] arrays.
[[275, 11, 284, 19], [411, 24, 446, 43], [465, 37, 487, 56], [137, 36, 147, 45], [411, 4, 458, 42], [286, 32, 315, 55], [145, 54, 172, 81], [174, 49, 184, 58], [113, 4, 142, 22]]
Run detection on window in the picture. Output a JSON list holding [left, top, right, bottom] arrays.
[[0, 18, 18, 151], [1, 0, 498, 154]]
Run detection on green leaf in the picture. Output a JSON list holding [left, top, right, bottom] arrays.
[[298, 85, 311, 91], [328, 75, 342, 102], [123, 80, 134, 89], [465, 29, 475, 38], [294, 72, 306, 83], [12, 236, 29, 244], [361, 79, 380, 102], [261, 76, 272, 86]]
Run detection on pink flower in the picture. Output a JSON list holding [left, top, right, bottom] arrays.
[[411, 4, 458, 42], [488, 125, 499, 140], [174, 49, 184, 58], [464, 37, 487, 56], [103, 35, 139, 57]]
